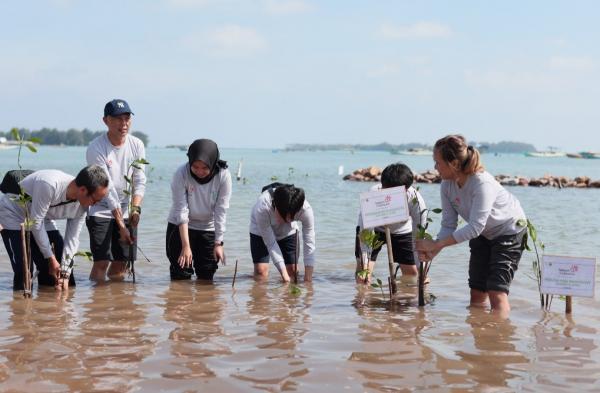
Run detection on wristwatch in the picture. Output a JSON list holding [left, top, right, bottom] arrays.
[[215, 241, 224, 246]]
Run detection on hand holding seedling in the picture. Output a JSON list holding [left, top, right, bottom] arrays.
[[118, 224, 134, 245], [214, 244, 225, 265]]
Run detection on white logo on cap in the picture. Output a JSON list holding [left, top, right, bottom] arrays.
[[117, 102, 125, 108]]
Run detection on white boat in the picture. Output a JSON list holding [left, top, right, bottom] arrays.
[[0, 137, 17, 150], [392, 148, 433, 156], [525, 151, 566, 158]]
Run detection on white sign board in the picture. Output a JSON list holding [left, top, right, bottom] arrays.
[[540, 255, 596, 297], [359, 186, 409, 229]]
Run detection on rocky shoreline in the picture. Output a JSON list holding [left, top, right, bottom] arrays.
[[343, 167, 600, 188]]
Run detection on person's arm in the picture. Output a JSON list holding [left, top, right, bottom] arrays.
[[178, 222, 193, 268], [129, 142, 147, 227], [255, 203, 290, 282], [86, 142, 121, 212], [28, 181, 60, 280], [299, 204, 316, 282], [213, 170, 232, 263], [416, 184, 457, 261], [58, 210, 87, 289]]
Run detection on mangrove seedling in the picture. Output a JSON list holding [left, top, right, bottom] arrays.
[[518, 219, 551, 310], [9, 128, 41, 297], [412, 190, 442, 306], [356, 229, 384, 284], [123, 157, 150, 282]]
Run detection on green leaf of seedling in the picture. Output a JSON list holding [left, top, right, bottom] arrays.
[[123, 175, 131, 184], [74, 251, 93, 261], [356, 269, 369, 279], [539, 242, 545, 251], [371, 283, 380, 289], [516, 219, 527, 227], [423, 233, 433, 240], [524, 242, 531, 252], [123, 190, 131, 196], [426, 218, 433, 223], [289, 284, 301, 296], [431, 208, 442, 214], [411, 197, 418, 205], [28, 137, 42, 144], [135, 158, 150, 165], [131, 164, 142, 170], [11, 128, 20, 141], [376, 278, 383, 287], [26, 144, 37, 153], [527, 220, 538, 243]]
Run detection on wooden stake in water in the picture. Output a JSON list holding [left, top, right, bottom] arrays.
[[384, 226, 397, 294], [232, 259, 238, 288], [236, 160, 243, 181], [294, 229, 299, 284], [20, 223, 32, 298], [566, 296, 572, 314], [418, 261, 425, 307]]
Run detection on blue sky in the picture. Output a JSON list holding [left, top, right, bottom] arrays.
[[1, 1, 599, 150]]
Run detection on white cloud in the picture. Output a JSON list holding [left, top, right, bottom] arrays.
[[264, 0, 313, 15], [377, 22, 453, 40], [548, 56, 594, 72], [181, 25, 268, 57], [464, 69, 558, 90], [166, 0, 215, 7], [367, 56, 431, 78]]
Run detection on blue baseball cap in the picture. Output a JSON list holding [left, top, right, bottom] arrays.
[[104, 99, 134, 117]]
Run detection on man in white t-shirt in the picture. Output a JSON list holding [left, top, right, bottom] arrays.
[[86, 99, 147, 282]]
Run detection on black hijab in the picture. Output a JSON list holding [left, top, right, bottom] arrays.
[[186, 139, 228, 185]]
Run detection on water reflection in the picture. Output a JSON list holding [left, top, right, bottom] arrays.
[[350, 287, 438, 391], [77, 283, 154, 392], [161, 281, 229, 382], [230, 282, 313, 390], [453, 309, 529, 389], [531, 313, 599, 388]]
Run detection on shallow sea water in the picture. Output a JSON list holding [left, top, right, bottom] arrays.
[[0, 146, 599, 392]]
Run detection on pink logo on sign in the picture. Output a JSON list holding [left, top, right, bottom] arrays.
[[385, 195, 391, 203], [570, 265, 579, 273]]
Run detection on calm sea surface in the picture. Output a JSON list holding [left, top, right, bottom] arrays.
[[0, 146, 599, 392]]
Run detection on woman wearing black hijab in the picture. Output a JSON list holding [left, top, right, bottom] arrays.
[[166, 139, 232, 280]]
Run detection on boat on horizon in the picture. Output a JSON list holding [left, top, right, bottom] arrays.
[[580, 151, 600, 159], [391, 147, 433, 156], [525, 150, 566, 158]]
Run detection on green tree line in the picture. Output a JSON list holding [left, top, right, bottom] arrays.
[[0, 128, 149, 146]]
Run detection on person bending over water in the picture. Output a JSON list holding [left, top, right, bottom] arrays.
[[250, 183, 315, 283], [354, 162, 427, 283], [166, 139, 232, 280], [416, 135, 527, 316]]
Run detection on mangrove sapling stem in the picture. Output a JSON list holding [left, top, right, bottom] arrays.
[[294, 229, 299, 284], [232, 259, 238, 288], [384, 227, 397, 294], [20, 224, 31, 297], [418, 261, 425, 307]]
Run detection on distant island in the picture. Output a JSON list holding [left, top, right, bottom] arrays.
[[285, 141, 536, 154], [0, 128, 149, 146]]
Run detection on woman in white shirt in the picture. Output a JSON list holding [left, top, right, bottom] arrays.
[[166, 139, 232, 280], [416, 135, 527, 316]]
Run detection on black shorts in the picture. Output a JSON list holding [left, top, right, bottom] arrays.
[[354, 227, 415, 265], [468, 229, 526, 294], [165, 223, 218, 280], [250, 233, 298, 265], [86, 216, 136, 262]]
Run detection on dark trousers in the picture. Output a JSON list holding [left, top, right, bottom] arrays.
[[165, 223, 218, 280], [1, 229, 76, 290]]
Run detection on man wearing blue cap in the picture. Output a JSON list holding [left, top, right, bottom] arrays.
[[85, 99, 147, 282]]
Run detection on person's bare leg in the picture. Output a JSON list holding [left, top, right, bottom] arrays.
[[488, 290, 511, 318], [470, 288, 489, 308], [90, 260, 109, 282], [254, 262, 269, 281], [107, 260, 127, 281]]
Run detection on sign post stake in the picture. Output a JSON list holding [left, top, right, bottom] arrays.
[[565, 296, 572, 314], [384, 226, 397, 295]]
